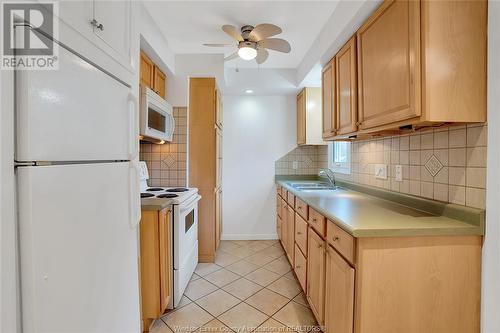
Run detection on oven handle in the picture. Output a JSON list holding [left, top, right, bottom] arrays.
[[179, 194, 201, 214]]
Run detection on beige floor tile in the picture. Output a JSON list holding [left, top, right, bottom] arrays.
[[272, 302, 317, 332], [204, 268, 240, 287], [162, 303, 213, 332], [230, 240, 254, 247], [264, 257, 292, 275], [231, 246, 257, 259], [218, 241, 242, 253], [151, 319, 173, 333], [283, 271, 296, 281], [184, 278, 219, 300], [194, 319, 233, 333], [218, 303, 269, 333], [222, 278, 263, 300], [190, 273, 201, 283], [245, 253, 276, 266], [226, 260, 260, 276], [215, 252, 241, 267], [248, 241, 274, 252], [177, 295, 192, 308], [245, 268, 281, 287], [195, 263, 223, 276], [260, 245, 285, 259], [292, 293, 309, 308], [195, 289, 241, 317], [255, 318, 288, 333], [267, 277, 301, 299], [245, 288, 290, 316]]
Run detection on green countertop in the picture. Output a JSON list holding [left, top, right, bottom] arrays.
[[276, 176, 485, 238], [141, 197, 173, 211]]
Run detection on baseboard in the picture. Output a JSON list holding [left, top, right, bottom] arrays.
[[221, 233, 279, 240]]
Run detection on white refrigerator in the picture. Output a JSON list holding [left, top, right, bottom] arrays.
[[15, 26, 141, 332]]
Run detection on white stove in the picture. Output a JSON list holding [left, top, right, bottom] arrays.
[[139, 161, 201, 308]]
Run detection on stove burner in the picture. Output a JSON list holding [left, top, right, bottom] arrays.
[[166, 188, 189, 193], [147, 188, 164, 192], [141, 193, 155, 198], [156, 193, 179, 199]]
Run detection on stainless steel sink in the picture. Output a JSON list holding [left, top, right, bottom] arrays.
[[288, 182, 341, 191]]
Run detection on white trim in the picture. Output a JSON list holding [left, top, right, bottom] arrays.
[[221, 234, 279, 241], [328, 142, 351, 175]]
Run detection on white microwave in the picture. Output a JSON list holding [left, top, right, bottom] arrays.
[[139, 86, 174, 142]]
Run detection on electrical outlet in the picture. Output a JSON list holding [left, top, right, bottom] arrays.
[[292, 161, 299, 170], [395, 165, 403, 182], [375, 164, 388, 179]]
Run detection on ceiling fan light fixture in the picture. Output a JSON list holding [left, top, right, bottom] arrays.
[[238, 46, 257, 60]]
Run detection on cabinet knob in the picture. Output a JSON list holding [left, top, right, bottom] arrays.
[[297, 232, 302, 235], [317, 244, 323, 249], [90, 19, 104, 31], [332, 236, 339, 241], [296, 265, 301, 269], [297, 206, 302, 210]]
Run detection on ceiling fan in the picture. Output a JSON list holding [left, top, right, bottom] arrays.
[[203, 24, 291, 64]]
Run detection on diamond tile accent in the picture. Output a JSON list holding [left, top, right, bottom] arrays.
[[162, 153, 177, 168], [425, 154, 444, 177]]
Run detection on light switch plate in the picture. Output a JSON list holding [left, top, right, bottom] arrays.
[[395, 165, 403, 182], [375, 164, 388, 179], [292, 161, 299, 170]]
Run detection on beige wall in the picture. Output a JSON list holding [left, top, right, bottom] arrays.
[[139, 107, 187, 187], [335, 124, 487, 209]]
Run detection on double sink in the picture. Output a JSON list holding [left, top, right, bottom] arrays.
[[288, 182, 343, 192]]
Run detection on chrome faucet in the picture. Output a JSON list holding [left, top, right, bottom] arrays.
[[319, 168, 336, 187]]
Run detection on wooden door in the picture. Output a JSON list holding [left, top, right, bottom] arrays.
[[153, 66, 166, 98], [297, 89, 306, 145], [140, 51, 154, 89], [357, 0, 421, 130], [159, 209, 172, 311], [322, 59, 336, 139], [286, 205, 295, 264], [307, 227, 326, 324], [336, 36, 358, 135], [325, 246, 355, 333], [215, 187, 222, 250]]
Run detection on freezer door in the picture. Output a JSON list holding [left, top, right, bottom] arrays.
[[15, 40, 138, 162], [17, 162, 141, 333]]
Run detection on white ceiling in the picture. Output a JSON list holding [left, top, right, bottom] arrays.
[[142, 1, 339, 69]]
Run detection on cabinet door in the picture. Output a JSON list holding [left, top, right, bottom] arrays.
[[215, 188, 222, 250], [297, 89, 306, 145], [280, 199, 287, 245], [140, 51, 154, 89], [216, 89, 223, 129], [215, 128, 223, 188], [159, 209, 172, 312], [294, 244, 307, 292], [153, 66, 166, 99], [93, 0, 131, 67], [357, 0, 421, 130], [325, 246, 355, 333], [336, 36, 358, 136], [322, 59, 336, 139], [307, 227, 326, 324], [286, 205, 295, 264]]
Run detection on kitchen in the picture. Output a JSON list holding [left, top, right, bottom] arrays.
[[0, 1, 499, 333]]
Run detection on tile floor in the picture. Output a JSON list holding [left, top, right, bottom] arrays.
[[151, 240, 319, 333]]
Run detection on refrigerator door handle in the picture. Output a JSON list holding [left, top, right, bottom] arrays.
[[128, 92, 139, 161], [129, 161, 141, 229]]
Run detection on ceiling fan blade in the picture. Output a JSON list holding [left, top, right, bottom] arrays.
[[224, 52, 239, 61], [222, 25, 243, 42], [259, 38, 291, 53], [255, 48, 269, 65], [203, 43, 233, 47], [249, 23, 282, 41]]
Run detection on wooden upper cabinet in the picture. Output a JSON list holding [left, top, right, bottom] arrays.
[[322, 60, 336, 139], [357, 0, 421, 130], [140, 51, 154, 89], [335, 36, 358, 136], [297, 89, 306, 145], [153, 66, 166, 99], [325, 246, 355, 333]]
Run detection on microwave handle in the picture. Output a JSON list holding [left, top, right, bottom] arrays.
[[128, 92, 139, 160], [168, 111, 175, 140]]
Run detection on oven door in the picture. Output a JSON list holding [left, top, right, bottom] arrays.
[[173, 194, 201, 270]]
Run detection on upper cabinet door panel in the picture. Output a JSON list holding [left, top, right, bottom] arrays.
[[93, 0, 132, 69], [140, 52, 154, 88], [357, 0, 421, 130], [322, 60, 335, 138], [297, 89, 306, 145], [336, 36, 358, 136]]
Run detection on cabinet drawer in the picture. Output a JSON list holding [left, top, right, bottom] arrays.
[[295, 213, 308, 256], [287, 191, 295, 206], [308, 208, 326, 237], [327, 220, 355, 264], [294, 244, 307, 291], [295, 197, 308, 220]]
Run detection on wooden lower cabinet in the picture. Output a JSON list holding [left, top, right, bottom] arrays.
[[307, 227, 326, 325], [285, 204, 295, 264], [215, 187, 222, 249], [140, 208, 173, 331], [294, 244, 307, 291], [325, 245, 355, 333]]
